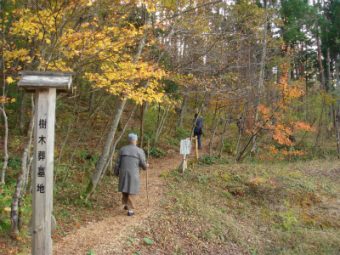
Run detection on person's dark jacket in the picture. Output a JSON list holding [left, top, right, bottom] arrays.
[[194, 117, 203, 136]]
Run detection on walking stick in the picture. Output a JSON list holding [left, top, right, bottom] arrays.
[[146, 139, 150, 206]]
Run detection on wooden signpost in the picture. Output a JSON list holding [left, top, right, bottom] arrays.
[[193, 136, 199, 160], [18, 71, 72, 255]]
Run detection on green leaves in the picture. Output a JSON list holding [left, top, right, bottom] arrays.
[[143, 237, 154, 245], [86, 250, 95, 255], [280, 0, 318, 44]]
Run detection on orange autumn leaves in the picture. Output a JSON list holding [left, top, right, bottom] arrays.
[[258, 106, 313, 143], [258, 104, 314, 146], [256, 63, 315, 158], [278, 63, 305, 102]]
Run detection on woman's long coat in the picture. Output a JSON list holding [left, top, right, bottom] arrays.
[[115, 144, 147, 194]]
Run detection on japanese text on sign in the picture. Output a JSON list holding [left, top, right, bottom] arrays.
[[36, 118, 47, 194], [180, 138, 192, 155]]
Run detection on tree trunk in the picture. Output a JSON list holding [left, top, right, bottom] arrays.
[[103, 105, 137, 178], [208, 105, 219, 156], [218, 116, 231, 158], [0, 11, 8, 184], [86, 98, 127, 199], [19, 91, 26, 133], [235, 127, 243, 159], [178, 94, 188, 128], [139, 103, 146, 148], [155, 103, 161, 134], [88, 91, 95, 113], [315, 44, 329, 146], [326, 48, 334, 139], [0, 106, 8, 185], [335, 56, 340, 156], [336, 54, 339, 87], [154, 105, 170, 146], [11, 102, 35, 237], [209, 121, 219, 156], [305, 43, 309, 121], [326, 48, 332, 89], [314, 97, 325, 148], [332, 104, 340, 158], [316, 31, 326, 90], [251, 6, 268, 154]]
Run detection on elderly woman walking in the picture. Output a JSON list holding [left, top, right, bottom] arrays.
[[114, 133, 148, 216]]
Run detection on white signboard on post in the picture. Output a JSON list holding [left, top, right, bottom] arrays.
[[180, 138, 191, 155]]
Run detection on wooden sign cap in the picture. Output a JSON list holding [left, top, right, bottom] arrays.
[[18, 71, 73, 91]]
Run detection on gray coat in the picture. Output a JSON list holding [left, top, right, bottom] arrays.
[[115, 144, 147, 194]]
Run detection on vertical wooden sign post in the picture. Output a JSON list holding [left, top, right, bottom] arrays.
[[194, 137, 199, 161], [18, 71, 72, 255]]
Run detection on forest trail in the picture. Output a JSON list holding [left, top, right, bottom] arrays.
[[54, 152, 183, 255]]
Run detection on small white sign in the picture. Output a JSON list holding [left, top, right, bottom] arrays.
[[180, 138, 192, 155]]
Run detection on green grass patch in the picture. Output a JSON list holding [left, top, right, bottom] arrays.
[[126, 160, 340, 255]]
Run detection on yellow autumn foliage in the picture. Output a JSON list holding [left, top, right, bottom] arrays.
[[5, 0, 168, 105]]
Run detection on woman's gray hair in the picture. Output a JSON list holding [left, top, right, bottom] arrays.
[[128, 133, 138, 142]]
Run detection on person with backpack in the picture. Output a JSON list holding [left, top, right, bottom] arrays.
[[193, 113, 203, 150]]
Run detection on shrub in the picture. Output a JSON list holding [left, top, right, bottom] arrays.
[[150, 147, 166, 158]]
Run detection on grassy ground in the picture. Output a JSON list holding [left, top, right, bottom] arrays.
[[1, 98, 340, 254], [122, 159, 340, 255]]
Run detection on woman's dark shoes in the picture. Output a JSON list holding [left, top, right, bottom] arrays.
[[127, 210, 135, 216]]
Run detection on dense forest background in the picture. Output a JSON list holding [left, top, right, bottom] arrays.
[[0, 0, 339, 254]]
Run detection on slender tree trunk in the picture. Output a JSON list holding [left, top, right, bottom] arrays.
[[208, 104, 219, 156], [209, 121, 219, 156], [218, 115, 231, 158], [251, 6, 267, 154], [0, 106, 8, 185], [155, 103, 161, 134], [326, 48, 332, 89], [139, 103, 146, 148], [19, 91, 26, 133], [103, 105, 137, 179], [326, 48, 333, 139], [178, 93, 188, 128], [336, 54, 339, 87], [316, 31, 326, 90], [332, 105, 340, 158], [336, 56, 340, 156], [86, 98, 127, 199], [314, 92, 326, 147], [305, 43, 309, 121], [11, 101, 35, 237], [235, 127, 243, 159], [0, 9, 8, 184], [235, 106, 246, 158], [88, 91, 95, 113], [154, 105, 170, 146], [314, 42, 328, 147]]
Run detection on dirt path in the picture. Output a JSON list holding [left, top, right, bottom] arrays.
[[54, 153, 182, 255]]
